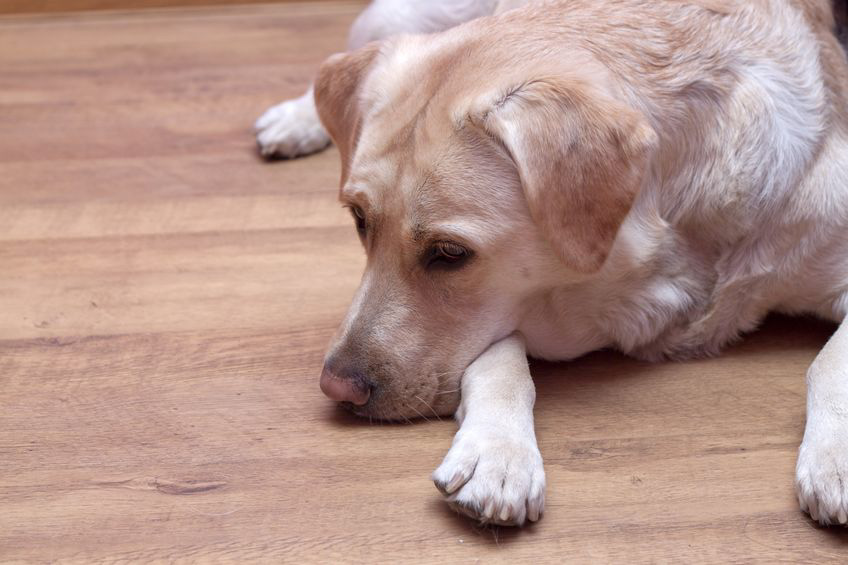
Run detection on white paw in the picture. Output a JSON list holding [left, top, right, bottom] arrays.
[[432, 424, 545, 526], [254, 90, 330, 158], [796, 433, 848, 525]]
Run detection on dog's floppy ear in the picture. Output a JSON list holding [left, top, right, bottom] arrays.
[[470, 77, 657, 273], [313, 43, 380, 185]]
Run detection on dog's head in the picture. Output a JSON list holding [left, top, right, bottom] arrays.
[[313, 33, 656, 420]]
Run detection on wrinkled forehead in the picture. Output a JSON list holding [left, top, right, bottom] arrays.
[[339, 35, 476, 202], [339, 34, 524, 237], [342, 123, 522, 246], [341, 146, 448, 233], [346, 107, 443, 188]]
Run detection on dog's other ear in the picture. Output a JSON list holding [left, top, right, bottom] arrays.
[[314, 43, 380, 185], [471, 78, 657, 273]]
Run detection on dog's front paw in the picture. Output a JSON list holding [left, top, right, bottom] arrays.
[[432, 425, 545, 526], [796, 432, 848, 525], [254, 91, 330, 158]]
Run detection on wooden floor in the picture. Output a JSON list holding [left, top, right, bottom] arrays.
[[1, 2, 847, 562], [0, 0, 307, 16]]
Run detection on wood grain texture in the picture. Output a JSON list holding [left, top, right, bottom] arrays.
[[0, 0, 328, 16], [1, 2, 847, 562]]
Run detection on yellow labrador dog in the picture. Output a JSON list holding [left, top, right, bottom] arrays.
[[257, 0, 848, 527]]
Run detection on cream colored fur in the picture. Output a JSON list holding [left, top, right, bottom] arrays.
[[260, 0, 848, 527]]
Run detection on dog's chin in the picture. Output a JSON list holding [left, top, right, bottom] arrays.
[[337, 400, 420, 423], [338, 401, 371, 418], [338, 394, 459, 422]]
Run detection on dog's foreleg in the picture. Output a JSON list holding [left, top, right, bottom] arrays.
[[796, 315, 848, 525], [255, 0, 497, 158], [431, 333, 545, 526]]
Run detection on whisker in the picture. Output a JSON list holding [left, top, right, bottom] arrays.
[[430, 370, 463, 378], [414, 394, 442, 421], [406, 402, 430, 422], [433, 388, 461, 396]]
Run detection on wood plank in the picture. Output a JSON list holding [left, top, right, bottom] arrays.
[[0, 0, 334, 16], [1, 2, 847, 562]]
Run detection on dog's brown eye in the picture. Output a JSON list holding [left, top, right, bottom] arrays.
[[428, 241, 471, 269], [349, 206, 366, 235]]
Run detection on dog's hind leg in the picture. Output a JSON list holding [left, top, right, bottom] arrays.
[[796, 308, 848, 525], [255, 0, 497, 159]]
